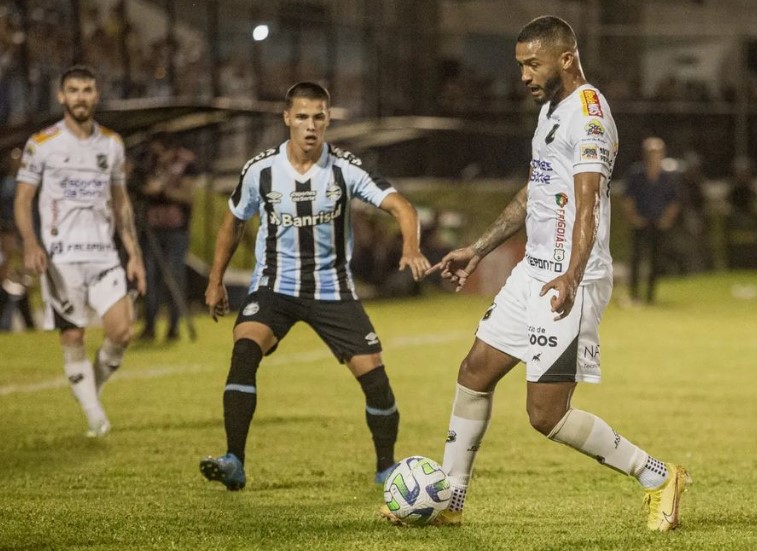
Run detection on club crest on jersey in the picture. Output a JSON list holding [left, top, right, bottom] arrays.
[[555, 193, 568, 207], [242, 302, 260, 316], [580, 90, 604, 118], [96, 154, 108, 171], [325, 184, 342, 201], [265, 191, 282, 204]]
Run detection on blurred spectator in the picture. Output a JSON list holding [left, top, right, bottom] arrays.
[[667, 151, 714, 273], [727, 156, 756, 221], [724, 156, 757, 269], [622, 137, 681, 304], [0, 147, 34, 330], [132, 133, 198, 341]]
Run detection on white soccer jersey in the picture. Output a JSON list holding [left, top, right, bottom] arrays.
[[525, 84, 618, 283], [16, 120, 126, 265]]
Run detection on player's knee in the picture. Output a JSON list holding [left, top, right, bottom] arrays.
[[108, 323, 133, 347], [227, 338, 263, 386], [527, 403, 566, 436], [357, 365, 395, 409]]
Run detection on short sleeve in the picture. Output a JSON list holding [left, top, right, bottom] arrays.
[[570, 116, 615, 178], [16, 139, 43, 186], [347, 163, 396, 207], [228, 165, 260, 220]]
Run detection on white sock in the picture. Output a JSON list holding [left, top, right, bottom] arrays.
[[95, 338, 125, 393], [442, 384, 494, 512], [63, 345, 106, 428], [636, 455, 669, 489], [548, 409, 653, 482]]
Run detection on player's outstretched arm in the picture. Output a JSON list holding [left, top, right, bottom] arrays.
[[540, 172, 601, 320], [14, 182, 47, 274], [426, 185, 528, 291], [378, 192, 431, 281], [112, 185, 146, 295], [206, 210, 247, 321]]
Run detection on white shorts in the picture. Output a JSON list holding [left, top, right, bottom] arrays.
[[475, 260, 612, 383], [41, 262, 127, 330]]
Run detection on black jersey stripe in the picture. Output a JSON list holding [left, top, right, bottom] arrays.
[[295, 179, 317, 296], [369, 172, 392, 191], [331, 166, 352, 300], [259, 167, 278, 287]]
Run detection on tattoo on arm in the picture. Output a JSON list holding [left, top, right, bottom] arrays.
[[472, 186, 528, 257], [116, 194, 143, 261]]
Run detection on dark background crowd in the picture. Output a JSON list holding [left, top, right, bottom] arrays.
[[0, 0, 755, 333]]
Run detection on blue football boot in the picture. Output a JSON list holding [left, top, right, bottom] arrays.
[[199, 453, 246, 491]]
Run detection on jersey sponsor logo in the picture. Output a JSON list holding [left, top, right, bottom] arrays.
[[265, 191, 282, 204], [268, 203, 343, 227], [583, 345, 600, 359], [580, 144, 598, 161], [526, 254, 562, 272], [554, 204, 567, 262], [65, 242, 114, 253], [325, 184, 342, 201], [242, 302, 260, 316], [61, 176, 109, 199], [545, 123, 560, 144], [529, 158, 553, 185], [330, 146, 362, 166], [580, 90, 604, 118], [585, 119, 605, 137], [32, 126, 61, 144], [290, 190, 317, 202]]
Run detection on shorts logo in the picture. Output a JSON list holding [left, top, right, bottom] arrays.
[[365, 332, 380, 346], [531, 353, 541, 362], [554, 193, 568, 207], [242, 302, 260, 316]]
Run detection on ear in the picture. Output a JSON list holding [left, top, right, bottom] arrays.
[[561, 51, 575, 70], [283, 109, 291, 127]]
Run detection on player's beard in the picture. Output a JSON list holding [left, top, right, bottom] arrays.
[[535, 74, 563, 105], [64, 102, 93, 123]]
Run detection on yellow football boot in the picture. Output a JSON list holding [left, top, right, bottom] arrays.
[[643, 463, 692, 531]]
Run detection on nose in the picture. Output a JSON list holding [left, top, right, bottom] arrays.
[[520, 67, 532, 84]]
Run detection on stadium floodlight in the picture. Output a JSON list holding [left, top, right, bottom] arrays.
[[252, 24, 269, 41]]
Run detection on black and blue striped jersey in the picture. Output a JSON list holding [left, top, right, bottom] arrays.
[[229, 141, 396, 300]]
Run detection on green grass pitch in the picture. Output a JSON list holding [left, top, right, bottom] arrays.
[[1, 272, 756, 550]]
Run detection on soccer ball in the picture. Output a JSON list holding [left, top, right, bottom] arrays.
[[383, 456, 452, 525]]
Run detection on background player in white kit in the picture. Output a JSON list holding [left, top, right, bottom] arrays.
[[390, 16, 691, 531], [15, 66, 146, 437]]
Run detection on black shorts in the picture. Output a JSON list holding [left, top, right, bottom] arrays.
[[235, 287, 382, 363]]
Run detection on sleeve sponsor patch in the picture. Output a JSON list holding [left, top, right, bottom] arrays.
[[580, 144, 599, 161], [580, 90, 604, 118]]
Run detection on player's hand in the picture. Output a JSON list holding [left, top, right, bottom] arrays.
[[127, 256, 147, 295], [22, 241, 47, 274], [425, 246, 482, 292], [540, 273, 579, 320], [205, 282, 229, 322], [398, 249, 432, 282]]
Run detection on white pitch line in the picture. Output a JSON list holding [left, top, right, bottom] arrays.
[[0, 330, 470, 397]]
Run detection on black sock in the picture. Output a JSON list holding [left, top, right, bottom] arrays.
[[223, 339, 262, 464], [357, 365, 399, 472]]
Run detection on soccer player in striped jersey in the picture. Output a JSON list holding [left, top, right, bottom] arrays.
[[15, 66, 145, 438], [199, 81, 430, 490], [387, 16, 691, 530]]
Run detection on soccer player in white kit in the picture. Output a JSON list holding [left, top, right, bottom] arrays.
[[15, 66, 146, 437], [416, 16, 690, 530]]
